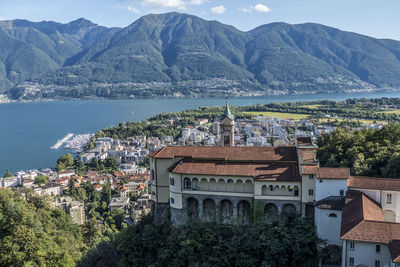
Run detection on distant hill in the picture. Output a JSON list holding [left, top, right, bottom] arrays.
[[1, 12, 400, 99]]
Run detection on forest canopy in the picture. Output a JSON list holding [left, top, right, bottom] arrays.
[[317, 124, 400, 177]]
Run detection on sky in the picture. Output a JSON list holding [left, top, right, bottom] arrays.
[[0, 0, 399, 40]]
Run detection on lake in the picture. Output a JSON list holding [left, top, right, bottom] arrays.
[[2, 91, 400, 173]]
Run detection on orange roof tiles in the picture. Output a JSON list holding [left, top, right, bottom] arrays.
[[349, 176, 400, 191], [318, 167, 350, 179], [340, 189, 400, 252], [148, 146, 298, 162], [301, 165, 318, 175], [169, 160, 300, 181]]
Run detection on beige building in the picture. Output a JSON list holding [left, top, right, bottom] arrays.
[[148, 136, 337, 224]]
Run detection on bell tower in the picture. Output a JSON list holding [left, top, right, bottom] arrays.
[[220, 98, 235, 147]]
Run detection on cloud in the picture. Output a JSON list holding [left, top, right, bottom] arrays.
[[189, 0, 207, 5], [126, 0, 207, 10], [241, 4, 271, 13], [253, 4, 271, 13], [210, 5, 226, 14], [127, 6, 140, 13]]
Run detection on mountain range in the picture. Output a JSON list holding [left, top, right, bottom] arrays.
[[1, 12, 400, 99]]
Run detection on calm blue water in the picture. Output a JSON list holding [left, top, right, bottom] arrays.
[[1, 91, 400, 173]]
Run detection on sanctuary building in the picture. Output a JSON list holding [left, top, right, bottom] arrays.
[[148, 102, 400, 266]]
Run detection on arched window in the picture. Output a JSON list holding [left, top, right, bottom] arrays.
[[183, 177, 192, 190], [269, 185, 274, 191], [328, 213, 337, 218], [169, 177, 175, 186], [170, 197, 175, 204]]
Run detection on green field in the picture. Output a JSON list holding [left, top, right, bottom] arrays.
[[242, 111, 309, 120], [299, 104, 323, 109], [318, 118, 386, 124], [378, 109, 400, 115]]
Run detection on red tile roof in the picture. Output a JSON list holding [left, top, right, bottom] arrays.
[[349, 176, 400, 191], [148, 146, 298, 162], [341, 190, 383, 239], [388, 240, 400, 263], [341, 189, 400, 256], [318, 167, 350, 179], [169, 159, 300, 181], [301, 165, 318, 175]]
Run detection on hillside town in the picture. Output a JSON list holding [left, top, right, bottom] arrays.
[[0, 101, 396, 267]]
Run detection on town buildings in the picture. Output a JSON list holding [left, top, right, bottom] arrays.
[[148, 105, 400, 267]]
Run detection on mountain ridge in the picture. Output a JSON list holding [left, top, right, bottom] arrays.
[[1, 12, 400, 99]]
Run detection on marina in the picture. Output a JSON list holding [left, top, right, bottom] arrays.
[[65, 133, 94, 153], [50, 133, 74, 150]]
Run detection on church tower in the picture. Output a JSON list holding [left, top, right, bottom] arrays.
[[220, 98, 235, 146]]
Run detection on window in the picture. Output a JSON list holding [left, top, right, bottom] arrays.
[[319, 179, 323, 183], [328, 213, 337, 218], [375, 260, 380, 267], [376, 245, 380, 253], [170, 197, 175, 204], [294, 189, 299, 196], [269, 185, 274, 191], [309, 174, 314, 179], [151, 170, 155, 181], [387, 193, 392, 204], [309, 189, 314, 196], [350, 242, 355, 251], [349, 257, 354, 266], [184, 178, 192, 190], [340, 190, 344, 196], [169, 177, 175, 186]]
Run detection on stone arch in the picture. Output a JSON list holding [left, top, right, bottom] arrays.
[[187, 198, 198, 219], [281, 185, 286, 190], [269, 185, 274, 191], [209, 178, 217, 191], [183, 177, 191, 190], [274, 185, 280, 193], [236, 180, 244, 192], [203, 198, 216, 222], [192, 178, 199, 190], [264, 203, 278, 221], [218, 179, 227, 192], [282, 204, 296, 220], [237, 200, 252, 224], [199, 178, 208, 191], [245, 180, 253, 193], [383, 210, 396, 222], [220, 199, 233, 223], [293, 185, 299, 196], [227, 179, 235, 192], [262, 185, 268, 195]]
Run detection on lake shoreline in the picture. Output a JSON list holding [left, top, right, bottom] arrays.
[[1, 87, 400, 105]]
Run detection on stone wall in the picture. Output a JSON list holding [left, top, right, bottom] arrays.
[[152, 202, 169, 224], [170, 193, 302, 225]]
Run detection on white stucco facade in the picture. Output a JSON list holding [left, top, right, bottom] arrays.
[[315, 208, 342, 246], [343, 240, 393, 267], [315, 178, 348, 201]]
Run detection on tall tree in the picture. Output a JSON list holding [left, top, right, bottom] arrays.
[[3, 168, 13, 178]]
